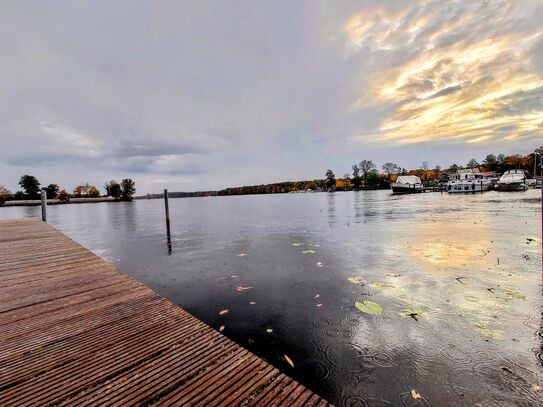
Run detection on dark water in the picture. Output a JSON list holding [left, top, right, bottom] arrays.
[[2, 190, 542, 406]]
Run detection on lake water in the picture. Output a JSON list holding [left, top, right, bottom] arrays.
[[1, 190, 542, 406]]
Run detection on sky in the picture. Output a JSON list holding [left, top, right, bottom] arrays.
[[0, 0, 542, 194]]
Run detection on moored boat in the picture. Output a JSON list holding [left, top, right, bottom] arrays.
[[497, 169, 528, 191], [447, 169, 491, 193], [391, 175, 423, 194]]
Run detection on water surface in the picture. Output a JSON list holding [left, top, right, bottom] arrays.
[[2, 190, 542, 406]]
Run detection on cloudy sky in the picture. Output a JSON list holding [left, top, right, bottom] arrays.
[[1, 0, 542, 194]]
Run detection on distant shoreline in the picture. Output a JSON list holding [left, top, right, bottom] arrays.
[[0, 197, 119, 207]]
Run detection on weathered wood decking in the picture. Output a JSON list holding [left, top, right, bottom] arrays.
[[0, 217, 331, 406]]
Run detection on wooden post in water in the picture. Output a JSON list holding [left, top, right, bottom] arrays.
[[40, 189, 47, 222], [164, 189, 170, 234], [164, 189, 172, 254]]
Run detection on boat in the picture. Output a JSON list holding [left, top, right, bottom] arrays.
[[447, 169, 492, 193], [497, 169, 529, 191], [391, 175, 423, 194]]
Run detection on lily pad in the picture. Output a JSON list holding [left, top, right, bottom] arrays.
[[302, 249, 316, 254], [348, 276, 365, 285], [355, 300, 383, 315], [499, 288, 525, 301], [370, 281, 394, 290], [474, 322, 504, 340]]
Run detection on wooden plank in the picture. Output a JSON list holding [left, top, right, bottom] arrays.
[[0, 218, 332, 406]]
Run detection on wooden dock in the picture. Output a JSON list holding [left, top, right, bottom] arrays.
[[0, 217, 332, 406]]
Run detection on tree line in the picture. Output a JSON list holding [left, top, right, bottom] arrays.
[[323, 146, 542, 191], [0, 175, 135, 204], [219, 146, 542, 195]]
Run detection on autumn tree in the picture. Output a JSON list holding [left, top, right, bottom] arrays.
[[483, 154, 498, 171], [351, 165, 361, 189], [325, 169, 336, 190], [382, 162, 399, 179], [19, 175, 41, 199], [46, 184, 59, 199], [121, 179, 136, 201], [358, 160, 376, 188], [58, 189, 70, 203], [87, 186, 100, 197], [0, 185, 11, 204], [466, 158, 479, 169], [105, 180, 122, 199]]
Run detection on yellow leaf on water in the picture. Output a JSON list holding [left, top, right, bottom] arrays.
[[219, 309, 229, 315], [284, 354, 295, 368], [237, 253, 248, 257], [236, 286, 253, 292], [411, 389, 421, 400]]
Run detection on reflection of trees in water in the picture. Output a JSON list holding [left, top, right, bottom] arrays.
[[327, 192, 336, 224]]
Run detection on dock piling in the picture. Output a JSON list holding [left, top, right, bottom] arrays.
[[40, 189, 47, 222]]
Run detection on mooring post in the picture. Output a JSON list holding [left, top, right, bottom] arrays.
[[164, 189, 170, 233], [41, 188, 47, 222]]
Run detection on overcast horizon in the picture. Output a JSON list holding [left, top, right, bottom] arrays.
[[1, 1, 542, 194]]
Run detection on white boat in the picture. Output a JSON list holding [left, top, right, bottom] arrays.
[[497, 169, 528, 191], [447, 169, 491, 193], [391, 175, 423, 194]]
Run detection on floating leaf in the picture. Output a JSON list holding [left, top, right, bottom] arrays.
[[474, 322, 504, 340], [370, 282, 394, 290], [499, 288, 525, 301], [284, 354, 295, 368], [291, 242, 304, 247], [316, 261, 324, 267], [314, 294, 320, 299], [219, 326, 225, 332], [355, 300, 383, 315], [302, 249, 316, 254], [316, 303, 323, 307], [236, 286, 253, 292], [219, 309, 229, 315], [411, 389, 422, 400], [348, 276, 365, 285], [237, 253, 248, 257]]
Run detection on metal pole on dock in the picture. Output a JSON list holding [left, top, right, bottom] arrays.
[[41, 189, 47, 222]]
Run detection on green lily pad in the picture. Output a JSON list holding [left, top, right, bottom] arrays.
[[302, 249, 316, 254], [474, 322, 504, 340], [348, 276, 365, 285], [370, 282, 394, 290], [355, 300, 383, 315], [499, 288, 525, 301]]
